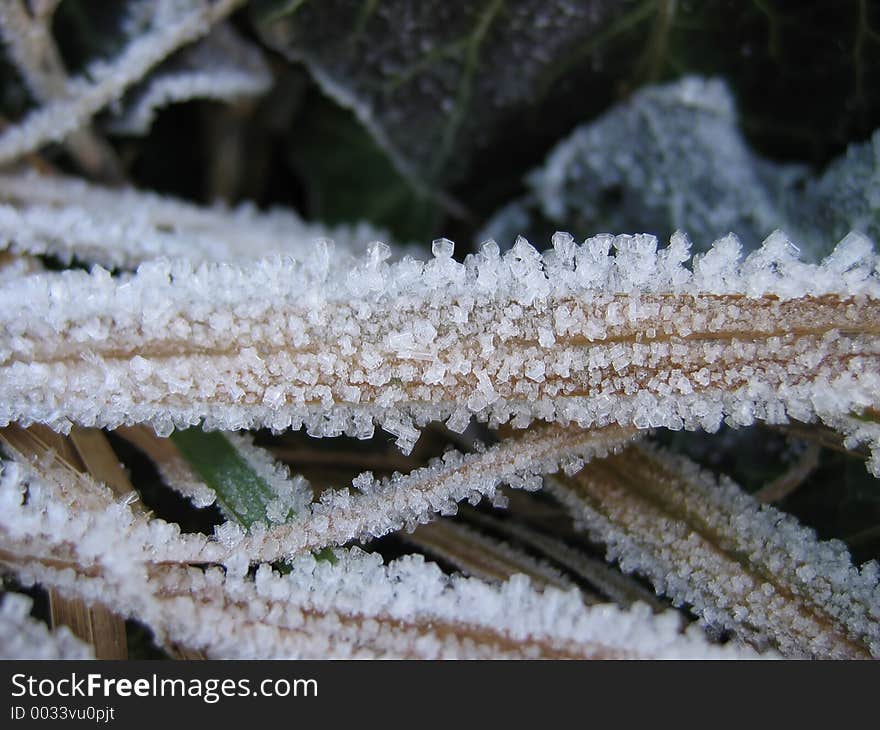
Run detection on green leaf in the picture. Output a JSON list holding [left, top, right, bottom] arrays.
[[170, 428, 277, 528], [311, 547, 339, 565]]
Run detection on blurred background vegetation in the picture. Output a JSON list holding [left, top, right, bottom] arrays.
[[3, 1, 877, 245]]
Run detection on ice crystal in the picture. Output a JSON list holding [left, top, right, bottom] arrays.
[[0, 592, 94, 659], [549, 443, 880, 658], [0, 449, 758, 658], [0, 171, 390, 268], [1, 227, 877, 468]]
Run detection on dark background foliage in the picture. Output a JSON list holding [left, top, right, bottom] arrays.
[[4, 1, 878, 244]]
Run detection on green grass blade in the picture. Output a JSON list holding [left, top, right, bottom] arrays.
[[170, 428, 276, 528]]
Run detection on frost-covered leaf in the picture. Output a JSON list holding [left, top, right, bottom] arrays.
[[0, 1, 69, 104], [481, 77, 880, 259], [116, 424, 217, 508], [254, 0, 880, 217], [0, 443, 761, 658], [228, 423, 640, 561], [16, 548, 760, 659], [0, 0, 125, 178], [482, 77, 798, 253], [0, 421, 634, 568], [0, 0, 875, 665], [0, 170, 392, 268], [794, 131, 880, 251]]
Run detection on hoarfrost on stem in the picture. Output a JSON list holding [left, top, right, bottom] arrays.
[[1, 226, 877, 468]]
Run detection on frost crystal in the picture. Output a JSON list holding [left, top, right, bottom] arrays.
[[1, 229, 877, 468], [549, 444, 880, 658], [0, 2, 870, 664], [226, 424, 640, 561], [0, 592, 94, 659], [0, 445, 763, 658], [0, 172, 391, 268]]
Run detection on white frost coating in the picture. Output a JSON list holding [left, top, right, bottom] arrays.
[[0, 450, 220, 566], [0, 0, 245, 165], [0, 171, 390, 268], [108, 23, 271, 135], [0, 451, 758, 658], [0, 593, 94, 659], [795, 130, 880, 248], [483, 78, 880, 262], [548, 444, 880, 658], [0, 422, 629, 568], [0, 230, 878, 461], [232, 548, 761, 659], [0, 1, 66, 103], [225, 424, 640, 562], [0, 230, 877, 459], [534, 78, 779, 237], [482, 77, 804, 255], [821, 414, 880, 477], [154, 461, 217, 510], [8, 548, 763, 659]]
